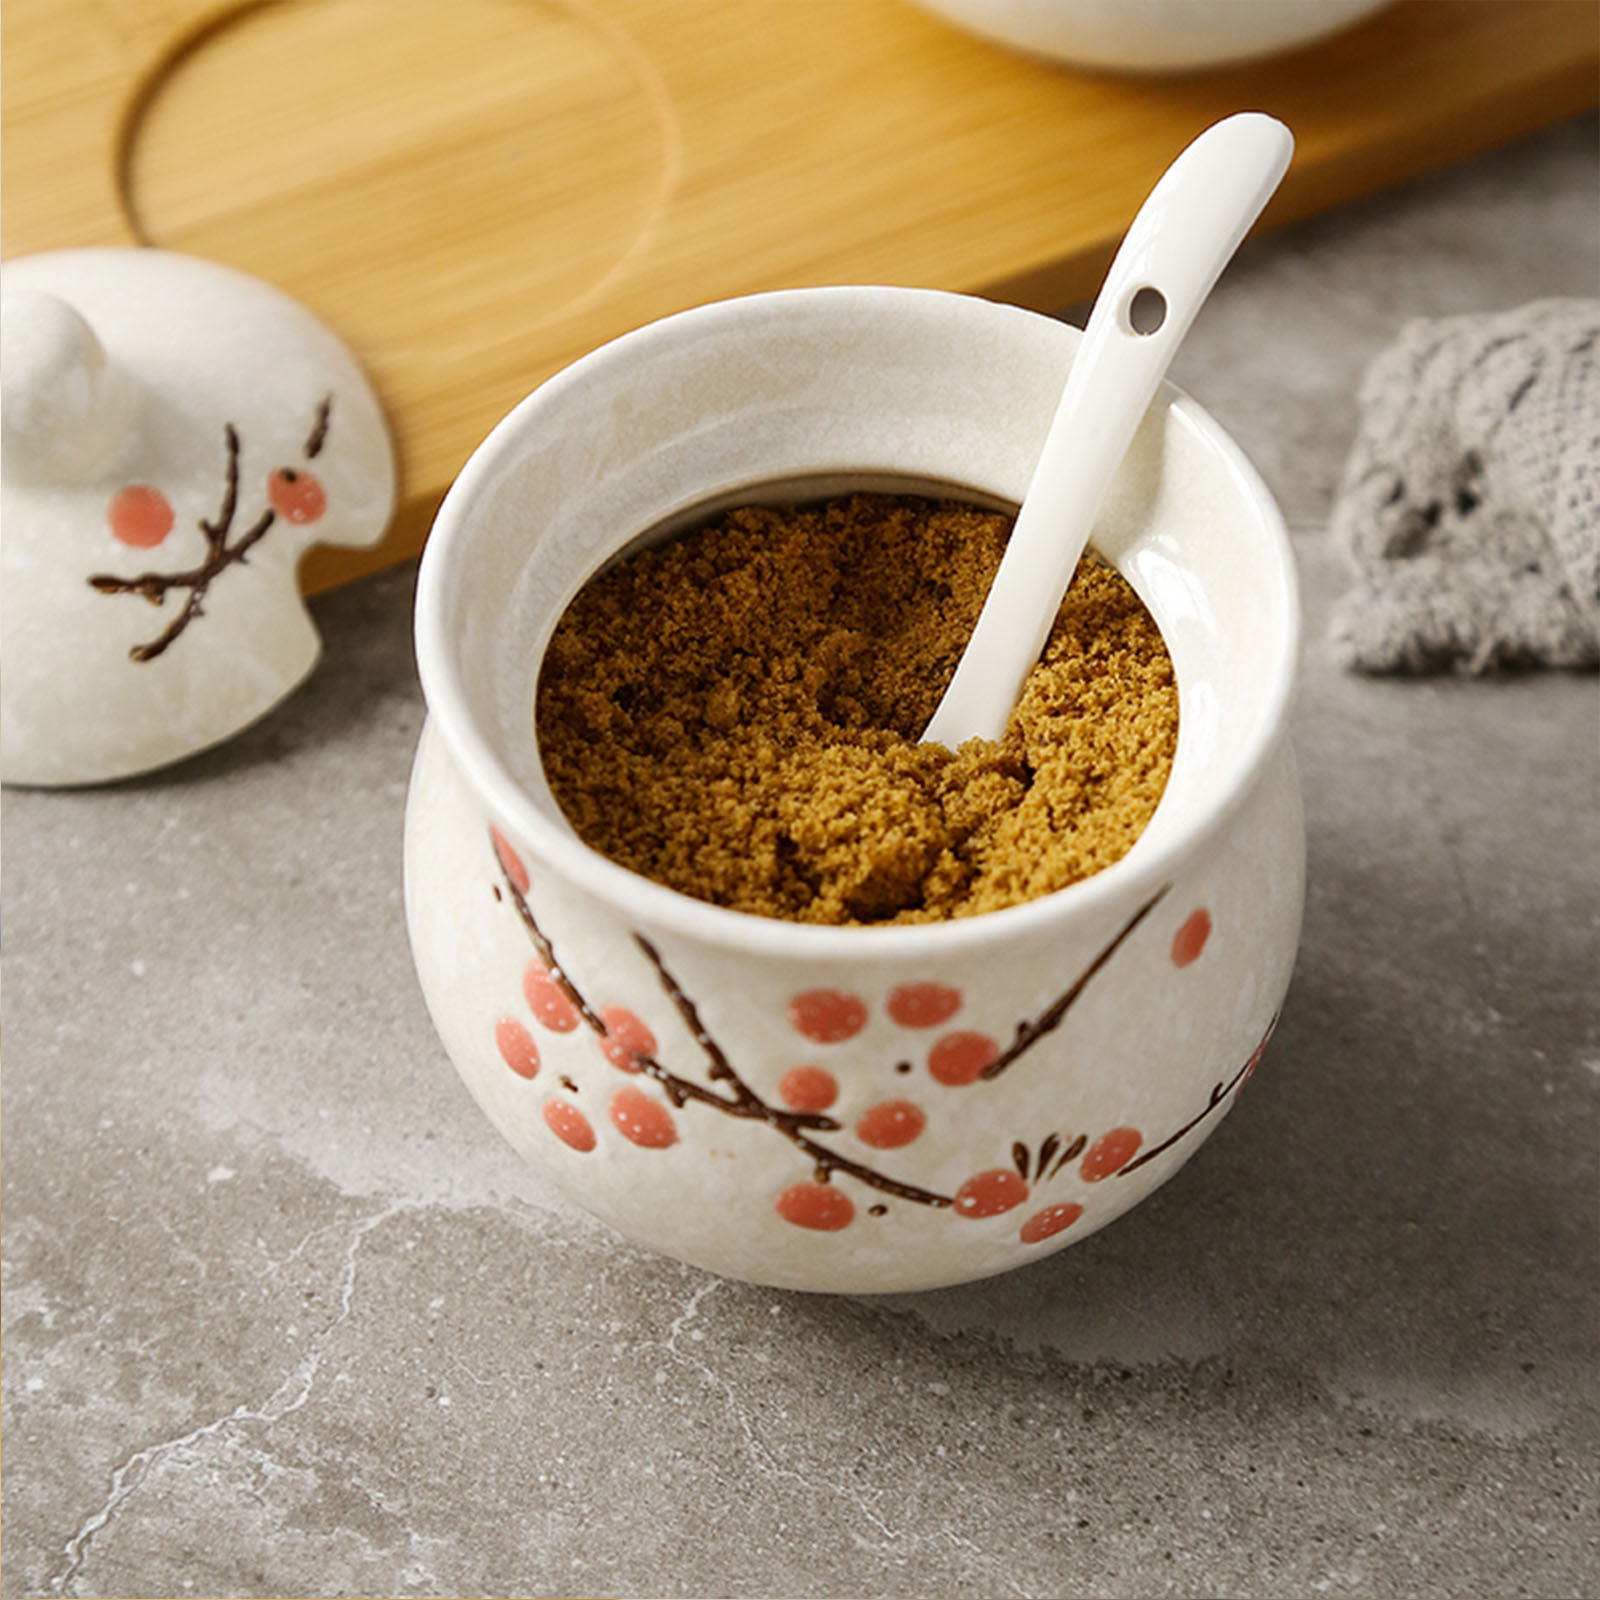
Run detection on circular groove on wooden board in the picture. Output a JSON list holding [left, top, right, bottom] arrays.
[[119, 0, 676, 377]]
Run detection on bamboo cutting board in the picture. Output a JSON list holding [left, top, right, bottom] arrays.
[[4, 0, 1596, 590]]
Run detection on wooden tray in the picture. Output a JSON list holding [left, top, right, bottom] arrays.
[[5, 0, 1596, 591]]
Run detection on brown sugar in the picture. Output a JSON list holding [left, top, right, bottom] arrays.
[[535, 492, 1178, 926]]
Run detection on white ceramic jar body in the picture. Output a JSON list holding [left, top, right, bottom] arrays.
[[406, 287, 1304, 1293]]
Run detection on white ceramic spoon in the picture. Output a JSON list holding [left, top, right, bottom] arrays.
[[922, 112, 1294, 749]]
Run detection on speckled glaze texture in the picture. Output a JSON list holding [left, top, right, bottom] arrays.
[[405, 287, 1304, 1292], [0, 248, 395, 786]]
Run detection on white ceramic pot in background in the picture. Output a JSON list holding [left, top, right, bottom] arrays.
[[909, 0, 1393, 73], [405, 287, 1303, 1294]]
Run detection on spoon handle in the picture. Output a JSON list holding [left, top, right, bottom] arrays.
[[922, 112, 1293, 749]]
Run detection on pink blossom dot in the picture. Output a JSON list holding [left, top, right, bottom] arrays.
[[855, 1100, 926, 1150], [778, 1066, 839, 1113], [886, 982, 962, 1028], [490, 826, 530, 895], [493, 1016, 540, 1080], [1080, 1126, 1142, 1182], [775, 1182, 855, 1231], [609, 1086, 677, 1148], [266, 466, 326, 524], [787, 989, 868, 1045], [108, 485, 175, 548], [927, 1031, 998, 1087], [598, 1006, 656, 1073], [953, 1169, 1029, 1219], [523, 962, 579, 1032], [543, 1098, 595, 1152], [1020, 1202, 1084, 1244], [1171, 909, 1212, 968]]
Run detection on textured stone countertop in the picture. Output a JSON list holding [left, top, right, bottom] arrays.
[[4, 114, 1597, 1600]]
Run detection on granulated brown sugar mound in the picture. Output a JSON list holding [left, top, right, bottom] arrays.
[[536, 493, 1178, 925]]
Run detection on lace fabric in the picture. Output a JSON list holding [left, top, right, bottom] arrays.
[[1330, 297, 1600, 673]]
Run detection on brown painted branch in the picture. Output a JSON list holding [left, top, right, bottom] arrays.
[[1115, 1012, 1279, 1177], [1049, 1132, 1087, 1178], [93, 503, 276, 600], [496, 853, 1201, 1209], [502, 865, 609, 1035], [500, 865, 754, 1119], [88, 397, 330, 662], [94, 508, 276, 662], [497, 857, 952, 1207], [633, 934, 954, 1207], [304, 396, 332, 459], [503, 841, 1278, 1207], [633, 935, 741, 1088], [86, 420, 274, 661], [199, 424, 241, 548], [980, 887, 1168, 1081]]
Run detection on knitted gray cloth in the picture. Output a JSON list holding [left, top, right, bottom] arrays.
[[1329, 298, 1600, 673]]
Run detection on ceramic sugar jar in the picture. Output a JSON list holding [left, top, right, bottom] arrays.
[[404, 286, 1303, 1294]]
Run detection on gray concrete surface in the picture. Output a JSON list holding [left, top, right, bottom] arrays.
[[4, 113, 1597, 1600]]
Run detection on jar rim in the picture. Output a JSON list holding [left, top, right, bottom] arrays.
[[414, 285, 1300, 958]]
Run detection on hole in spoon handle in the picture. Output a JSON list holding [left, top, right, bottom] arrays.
[[1124, 286, 1168, 336]]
